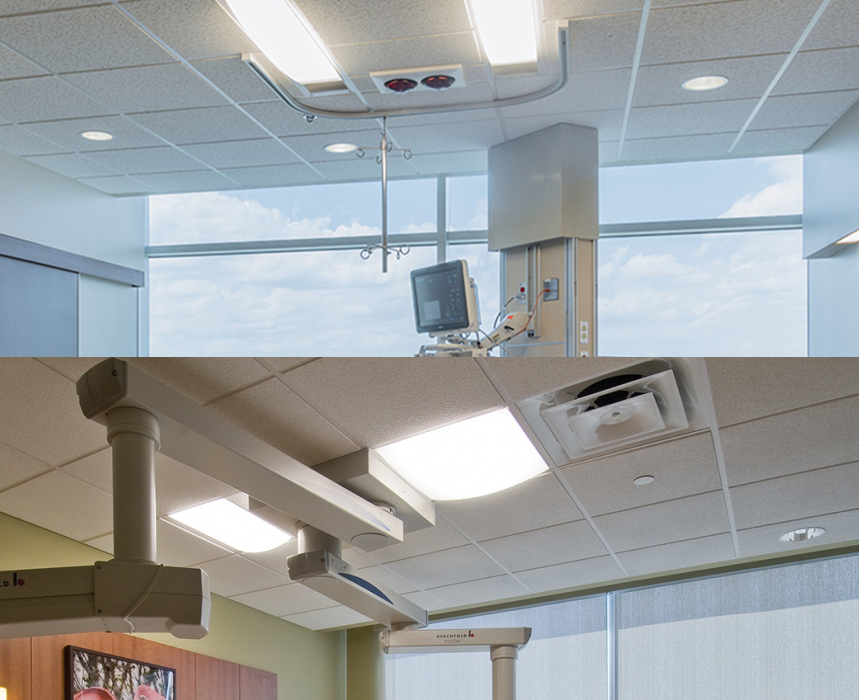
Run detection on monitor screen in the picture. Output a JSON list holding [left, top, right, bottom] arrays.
[[411, 260, 478, 334]]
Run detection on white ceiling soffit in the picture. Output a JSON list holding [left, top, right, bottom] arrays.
[[2, 357, 859, 632], [0, 0, 856, 194]]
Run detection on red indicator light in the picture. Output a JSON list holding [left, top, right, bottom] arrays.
[[384, 78, 418, 93], [421, 74, 456, 90]]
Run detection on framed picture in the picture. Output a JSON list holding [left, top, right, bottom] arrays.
[[65, 646, 176, 700]]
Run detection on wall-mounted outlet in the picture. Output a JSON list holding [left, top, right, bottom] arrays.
[[579, 320, 589, 345]]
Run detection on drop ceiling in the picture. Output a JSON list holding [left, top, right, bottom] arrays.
[[1, 357, 858, 632], [0, 0, 856, 195]]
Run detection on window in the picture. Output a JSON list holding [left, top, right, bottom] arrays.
[[598, 230, 807, 356], [447, 175, 488, 232]]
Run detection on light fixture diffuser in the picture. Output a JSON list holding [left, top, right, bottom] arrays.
[[836, 229, 859, 244], [224, 0, 341, 86], [81, 130, 113, 141], [682, 75, 728, 91], [469, 0, 538, 68], [779, 527, 825, 543], [324, 143, 358, 153], [0, 686, 7, 700], [168, 498, 293, 552], [375, 408, 548, 501]]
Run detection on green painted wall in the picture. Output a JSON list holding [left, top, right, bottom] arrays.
[[0, 511, 346, 700]]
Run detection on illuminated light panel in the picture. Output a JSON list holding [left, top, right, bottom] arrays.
[[168, 498, 293, 552], [324, 143, 357, 153], [682, 75, 729, 91], [224, 0, 340, 86], [469, 0, 538, 67], [836, 229, 859, 244], [81, 130, 113, 141], [779, 527, 825, 543], [376, 408, 548, 501], [0, 686, 7, 700]]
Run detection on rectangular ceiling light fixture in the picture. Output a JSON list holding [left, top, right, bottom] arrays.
[[224, 0, 341, 87], [375, 408, 548, 501], [468, 0, 539, 69], [836, 229, 859, 244], [168, 498, 294, 553]]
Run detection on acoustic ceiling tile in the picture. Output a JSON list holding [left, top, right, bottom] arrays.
[[625, 99, 758, 140], [407, 150, 488, 175], [198, 554, 289, 597], [0, 442, 51, 492], [0, 470, 113, 541], [25, 152, 119, 178], [133, 168, 239, 193], [544, 0, 644, 20], [752, 91, 859, 131], [0, 358, 106, 465], [121, 0, 258, 60], [283, 606, 373, 630], [734, 126, 829, 156], [371, 517, 470, 565], [730, 462, 859, 530], [241, 540, 300, 578], [307, 156, 415, 181], [427, 574, 529, 608], [633, 54, 788, 108], [736, 508, 859, 558], [403, 589, 447, 612], [383, 544, 506, 589], [504, 112, 624, 142], [719, 395, 859, 485], [130, 106, 269, 144], [499, 69, 632, 117], [330, 33, 481, 77], [561, 433, 722, 516], [182, 139, 306, 168], [78, 175, 155, 195], [0, 76, 113, 123], [774, 48, 859, 96], [218, 162, 326, 187], [208, 376, 358, 467], [620, 132, 736, 163], [617, 533, 735, 576], [478, 520, 608, 572], [63, 63, 231, 114], [438, 472, 582, 542], [0, 44, 47, 80], [156, 520, 233, 566], [0, 5, 174, 73], [281, 358, 503, 449], [706, 358, 859, 427], [514, 555, 624, 593], [565, 13, 642, 71], [599, 140, 620, 164], [641, 0, 821, 66], [232, 582, 338, 617], [191, 57, 280, 104], [386, 119, 505, 152], [296, 0, 472, 46], [593, 491, 730, 552], [0, 0, 96, 14], [277, 129, 381, 162], [127, 357, 273, 404], [22, 115, 167, 151], [82, 146, 205, 175], [240, 101, 373, 137], [491, 357, 641, 403], [0, 124, 69, 156], [802, 0, 859, 51]]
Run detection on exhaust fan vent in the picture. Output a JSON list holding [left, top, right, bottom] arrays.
[[518, 359, 706, 464]]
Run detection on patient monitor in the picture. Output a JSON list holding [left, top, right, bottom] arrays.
[[411, 259, 530, 357]]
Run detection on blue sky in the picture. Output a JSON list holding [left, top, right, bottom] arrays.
[[148, 156, 805, 357]]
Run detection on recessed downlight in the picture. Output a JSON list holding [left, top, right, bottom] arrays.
[[81, 130, 114, 141], [779, 527, 825, 543], [836, 229, 859, 244], [324, 143, 357, 154], [633, 475, 655, 486], [682, 75, 728, 91]]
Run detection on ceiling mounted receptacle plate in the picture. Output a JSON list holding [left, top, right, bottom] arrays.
[[312, 448, 436, 533], [517, 358, 710, 465], [370, 65, 465, 94]]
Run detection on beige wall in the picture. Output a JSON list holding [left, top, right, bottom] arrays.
[[0, 512, 346, 700]]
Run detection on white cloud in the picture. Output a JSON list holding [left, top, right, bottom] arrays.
[[720, 156, 803, 218]]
